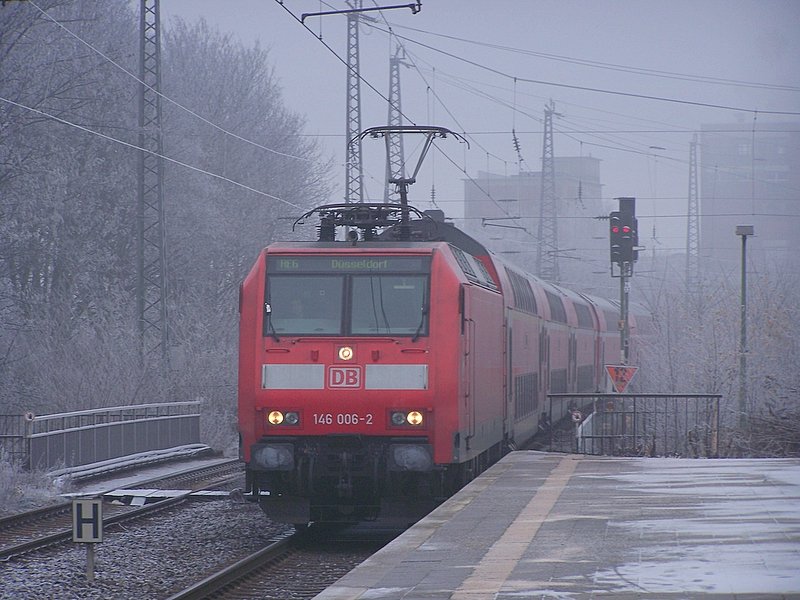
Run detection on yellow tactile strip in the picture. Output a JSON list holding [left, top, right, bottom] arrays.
[[451, 454, 581, 599]]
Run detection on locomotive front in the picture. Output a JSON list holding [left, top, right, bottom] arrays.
[[238, 244, 461, 526]]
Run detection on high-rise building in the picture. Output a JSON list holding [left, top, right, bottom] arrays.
[[700, 122, 800, 270], [462, 156, 611, 292]]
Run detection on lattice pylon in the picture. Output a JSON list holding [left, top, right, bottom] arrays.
[[537, 100, 559, 282], [686, 133, 700, 294], [137, 0, 170, 371], [344, 1, 364, 203], [384, 45, 408, 203]]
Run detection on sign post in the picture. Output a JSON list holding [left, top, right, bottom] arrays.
[[605, 365, 639, 393], [72, 498, 103, 583]]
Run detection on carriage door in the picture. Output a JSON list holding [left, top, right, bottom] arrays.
[[504, 320, 512, 437], [569, 332, 577, 392], [539, 327, 549, 413], [461, 285, 476, 449]]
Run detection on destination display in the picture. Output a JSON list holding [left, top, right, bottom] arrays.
[[268, 255, 430, 273]]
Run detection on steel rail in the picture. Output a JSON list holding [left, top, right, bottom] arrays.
[[164, 532, 297, 600]]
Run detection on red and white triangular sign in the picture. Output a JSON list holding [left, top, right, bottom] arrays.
[[605, 365, 638, 393]]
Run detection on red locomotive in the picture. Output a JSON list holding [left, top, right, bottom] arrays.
[[238, 202, 642, 526]]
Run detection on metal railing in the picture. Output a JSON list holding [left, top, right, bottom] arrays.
[[0, 414, 29, 463], [547, 393, 721, 457], [0, 402, 201, 471]]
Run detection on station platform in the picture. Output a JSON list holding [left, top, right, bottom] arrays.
[[315, 451, 800, 599]]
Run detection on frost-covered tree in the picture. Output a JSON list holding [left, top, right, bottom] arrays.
[[0, 0, 140, 412], [160, 17, 330, 448], [637, 256, 800, 456], [0, 2, 330, 451]]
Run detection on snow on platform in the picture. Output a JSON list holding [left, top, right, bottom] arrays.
[[315, 452, 800, 599]]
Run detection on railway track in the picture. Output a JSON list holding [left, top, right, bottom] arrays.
[[0, 459, 241, 561], [167, 526, 391, 600]]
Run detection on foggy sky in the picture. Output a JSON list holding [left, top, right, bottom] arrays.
[[160, 0, 800, 254]]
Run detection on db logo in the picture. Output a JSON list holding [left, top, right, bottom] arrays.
[[328, 367, 361, 388]]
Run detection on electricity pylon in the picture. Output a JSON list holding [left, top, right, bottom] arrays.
[[384, 45, 409, 203], [686, 133, 700, 294], [137, 0, 170, 373], [345, 0, 364, 203], [537, 100, 560, 282]]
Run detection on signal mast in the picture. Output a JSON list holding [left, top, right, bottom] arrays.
[[609, 197, 639, 364]]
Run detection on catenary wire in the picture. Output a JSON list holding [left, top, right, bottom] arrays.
[[0, 95, 304, 210], [379, 21, 800, 93], [275, 1, 544, 246], [367, 26, 800, 116], [27, 0, 314, 163]]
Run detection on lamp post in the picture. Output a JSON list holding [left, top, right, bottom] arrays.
[[735, 225, 753, 428]]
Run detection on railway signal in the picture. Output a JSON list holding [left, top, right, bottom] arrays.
[[609, 198, 640, 270], [609, 211, 623, 264], [610, 197, 639, 364]]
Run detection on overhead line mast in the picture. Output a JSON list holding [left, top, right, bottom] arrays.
[[686, 133, 700, 294], [537, 100, 560, 282], [299, 2, 421, 204], [137, 0, 170, 374], [384, 45, 409, 203], [344, 0, 364, 204]]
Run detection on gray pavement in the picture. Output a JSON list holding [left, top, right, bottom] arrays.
[[315, 452, 800, 599]]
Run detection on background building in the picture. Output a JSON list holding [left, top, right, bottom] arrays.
[[462, 156, 613, 294], [700, 122, 800, 271]]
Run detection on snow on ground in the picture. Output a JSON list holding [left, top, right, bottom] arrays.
[[590, 458, 800, 595]]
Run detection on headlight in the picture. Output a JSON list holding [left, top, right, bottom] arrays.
[[390, 410, 425, 427], [407, 411, 423, 426], [267, 410, 300, 426]]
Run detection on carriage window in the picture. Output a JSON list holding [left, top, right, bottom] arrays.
[[351, 275, 428, 336], [545, 290, 567, 323], [574, 303, 594, 329], [267, 275, 343, 335], [506, 268, 537, 314]]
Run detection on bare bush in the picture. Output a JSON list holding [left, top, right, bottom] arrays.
[[0, 452, 65, 516], [637, 257, 799, 457]]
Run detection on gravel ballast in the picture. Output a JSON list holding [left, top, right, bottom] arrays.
[[1, 499, 292, 600]]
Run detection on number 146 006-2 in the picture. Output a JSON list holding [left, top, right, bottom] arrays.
[[313, 413, 373, 426]]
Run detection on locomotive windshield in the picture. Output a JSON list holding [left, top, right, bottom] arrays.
[[266, 275, 343, 335], [265, 255, 430, 337]]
